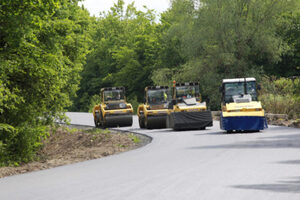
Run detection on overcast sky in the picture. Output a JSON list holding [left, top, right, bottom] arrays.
[[79, 0, 171, 17]]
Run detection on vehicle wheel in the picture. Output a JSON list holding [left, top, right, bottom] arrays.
[[95, 112, 101, 128], [199, 127, 206, 130], [94, 119, 99, 127], [99, 110, 106, 128], [139, 115, 145, 128], [226, 130, 233, 133], [145, 118, 149, 129]]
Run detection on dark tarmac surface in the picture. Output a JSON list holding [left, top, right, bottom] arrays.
[[0, 112, 300, 200]]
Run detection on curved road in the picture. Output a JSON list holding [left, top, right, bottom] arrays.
[[1, 112, 300, 199]]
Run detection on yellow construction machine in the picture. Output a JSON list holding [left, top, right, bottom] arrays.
[[93, 87, 133, 128], [167, 81, 213, 130], [219, 78, 268, 132], [137, 86, 170, 129]]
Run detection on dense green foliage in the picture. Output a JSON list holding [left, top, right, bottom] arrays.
[[259, 76, 300, 119], [0, 0, 92, 165], [268, 11, 300, 77], [152, 0, 300, 110], [72, 1, 161, 111], [73, 0, 300, 112]]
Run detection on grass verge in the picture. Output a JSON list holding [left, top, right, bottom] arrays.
[[0, 125, 148, 178]]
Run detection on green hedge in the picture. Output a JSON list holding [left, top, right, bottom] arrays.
[[259, 76, 300, 119]]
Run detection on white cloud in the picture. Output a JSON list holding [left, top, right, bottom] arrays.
[[79, 0, 170, 17]]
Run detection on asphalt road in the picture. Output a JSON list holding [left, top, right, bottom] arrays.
[[1, 112, 300, 200]]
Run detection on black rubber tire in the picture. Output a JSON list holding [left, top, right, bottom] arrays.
[[99, 110, 106, 128], [95, 112, 101, 128], [139, 115, 145, 128], [95, 110, 106, 128], [145, 118, 149, 129], [94, 119, 99, 128]]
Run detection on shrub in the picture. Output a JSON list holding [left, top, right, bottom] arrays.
[[0, 124, 48, 166], [127, 96, 139, 114], [0, 1, 91, 166], [259, 76, 300, 119], [88, 94, 101, 113]]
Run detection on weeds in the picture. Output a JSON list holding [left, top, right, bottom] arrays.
[[86, 128, 111, 135], [61, 126, 78, 134], [128, 133, 140, 144], [259, 76, 300, 119], [117, 144, 128, 148]]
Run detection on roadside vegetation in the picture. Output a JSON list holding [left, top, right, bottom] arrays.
[[259, 77, 300, 119], [0, 125, 145, 178], [0, 0, 299, 166], [0, 0, 93, 166], [72, 0, 300, 112]]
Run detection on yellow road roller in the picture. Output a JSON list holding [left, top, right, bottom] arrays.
[[137, 86, 170, 129], [219, 77, 268, 132], [93, 87, 133, 128], [167, 81, 213, 130]]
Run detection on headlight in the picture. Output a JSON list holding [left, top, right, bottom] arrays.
[[119, 103, 126, 108]]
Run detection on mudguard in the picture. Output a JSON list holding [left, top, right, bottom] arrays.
[[220, 114, 268, 131]]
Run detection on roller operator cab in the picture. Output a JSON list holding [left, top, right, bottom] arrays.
[[93, 87, 133, 128], [137, 86, 170, 129], [167, 81, 213, 131], [220, 78, 268, 132]]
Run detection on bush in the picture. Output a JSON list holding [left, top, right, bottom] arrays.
[[259, 76, 300, 119], [88, 94, 101, 113], [127, 96, 139, 114], [0, 124, 48, 166], [0, 1, 91, 166]]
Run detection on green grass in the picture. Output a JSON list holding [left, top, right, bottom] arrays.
[[86, 128, 111, 135], [128, 133, 140, 144]]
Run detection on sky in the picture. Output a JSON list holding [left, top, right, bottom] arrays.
[[78, 0, 171, 17]]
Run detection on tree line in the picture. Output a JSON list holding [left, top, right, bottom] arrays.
[[0, 0, 299, 165], [72, 0, 300, 112], [0, 0, 92, 165]]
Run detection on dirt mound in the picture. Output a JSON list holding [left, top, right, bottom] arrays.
[[0, 126, 148, 178]]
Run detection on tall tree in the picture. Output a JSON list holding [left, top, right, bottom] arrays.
[[73, 0, 161, 111], [153, 0, 299, 109], [266, 10, 300, 77], [0, 0, 92, 164]]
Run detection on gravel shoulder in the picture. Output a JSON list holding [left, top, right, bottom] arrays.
[[0, 125, 151, 178]]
